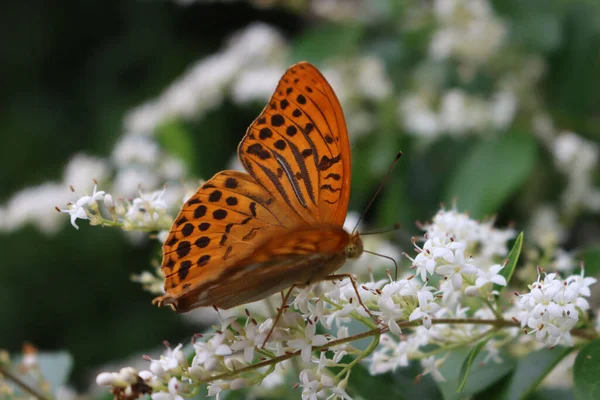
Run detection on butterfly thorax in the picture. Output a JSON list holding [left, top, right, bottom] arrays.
[[344, 232, 363, 259]]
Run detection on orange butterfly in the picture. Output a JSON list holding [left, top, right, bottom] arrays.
[[153, 62, 364, 313]]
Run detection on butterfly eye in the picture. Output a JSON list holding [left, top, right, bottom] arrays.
[[344, 236, 363, 259]]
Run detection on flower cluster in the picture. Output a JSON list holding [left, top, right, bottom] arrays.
[[512, 269, 596, 347], [97, 312, 355, 399], [57, 183, 177, 233], [93, 206, 600, 399]]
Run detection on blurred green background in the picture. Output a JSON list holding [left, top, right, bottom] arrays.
[[1, 0, 599, 394]]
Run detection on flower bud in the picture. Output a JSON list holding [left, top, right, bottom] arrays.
[[230, 378, 248, 390], [104, 194, 114, 210], [96, 372, 118, 386]]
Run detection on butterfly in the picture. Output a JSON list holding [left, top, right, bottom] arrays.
[[153, 62, 364, 313]]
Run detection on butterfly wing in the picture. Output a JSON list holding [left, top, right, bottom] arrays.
[[155, 62, 353, 311], [155, 170, 291, 306], [160, 225, 350, 311], [238, 62, 351, 226]]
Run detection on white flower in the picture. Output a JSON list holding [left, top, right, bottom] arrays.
[[231, 321, 266, 363], [475, 264, 507, 288], [436, 248, 478, 289], [420, 356, 446, 382], [87, 184, 105, 205], [96, 372, 120, 386], [298, 369, 334, 400], [61, 196, 90, 229], [409, 290, 441, 329], [377, 294, 404, 335], [287, 321, 328, 362], [152, 377, 184, 400], [207, 381, 230, 400], [149, 344, 187, 377], [193, 333, 232, 372], [126, 188, 169, 227]]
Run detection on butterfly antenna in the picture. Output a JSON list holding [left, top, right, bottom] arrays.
[[360, 222, 402, 236], [352, 151, 402, 234], [363, 250, 400, 280]]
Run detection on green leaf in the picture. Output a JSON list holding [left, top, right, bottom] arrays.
[[581, 246, 600, 277], [527, 388, 576, 400], [156, 119, 196, 172], [457, 335, 493, 392], [339, 361, 443, 400], [494, 232, 524, 293], [574, 339, 600, 400], [438, 348, 516, 399], [291, 24, 364, 63], [503, 347, 575, 400], [344, 361, 409, 400], [444, 132, 537, 219]]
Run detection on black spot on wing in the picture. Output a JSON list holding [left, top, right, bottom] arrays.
[[318, 154, 341, 171], [178, 260, 191, 280], [320, 184, 341, 193]]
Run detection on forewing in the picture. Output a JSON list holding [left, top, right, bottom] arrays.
[[238, 62, 351, 226], [162, 225, 350, 311], [155, 170, 300, 307]]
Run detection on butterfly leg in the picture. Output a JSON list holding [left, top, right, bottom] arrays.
[[261, 285, 296, 349], [324, 273, 385, 328]]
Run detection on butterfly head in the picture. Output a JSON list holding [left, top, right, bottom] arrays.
[[344, 232, 363, 259]]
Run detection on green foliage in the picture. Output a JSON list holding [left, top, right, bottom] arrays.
[[494, 232, 524, 293], [457, 334, 493, 392], [291, 24, 365, 63], [157, 120, 197, 171], [503, 347, 575, 400], [581, 247, 600, 277], [438, 347, 517, 399], [574, 339, 600, 400], [444, 133, 538, 219]]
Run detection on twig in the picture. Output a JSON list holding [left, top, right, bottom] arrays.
[[0, 364, 50, 400]]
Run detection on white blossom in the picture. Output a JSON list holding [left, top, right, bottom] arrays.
[[287, 320, 329, 362], [409, 291, 441, 329], [475, 263, 507, 288]]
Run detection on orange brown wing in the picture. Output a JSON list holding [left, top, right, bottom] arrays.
[[238, 62, 351, 226], [154, 62, 352, 312], [155, 170, 294, 306], [161, 225, 350, 311]]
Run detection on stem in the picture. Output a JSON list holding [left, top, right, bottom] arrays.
[[482, 298, 504, 320], [0, 365, 50, 400], [336, 334, 380, 380], [418, 327, 497, 358]]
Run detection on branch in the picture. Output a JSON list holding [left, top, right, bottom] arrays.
[[0, 364, 50, 400]]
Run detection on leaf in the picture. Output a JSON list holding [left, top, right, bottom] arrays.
[[341, 361, 443, 400], [503, 346, 575, 400], [581, 246, 600, 277], [345, 362, 409, 400], [494, 232, 524, 293], [457, 335, 493, 392], [574, 339, 600, 400], [291, 24, 364, 63], [444, 133, 537, 219], [437, 348, 516, 400], [156, 119, 196, 172]]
